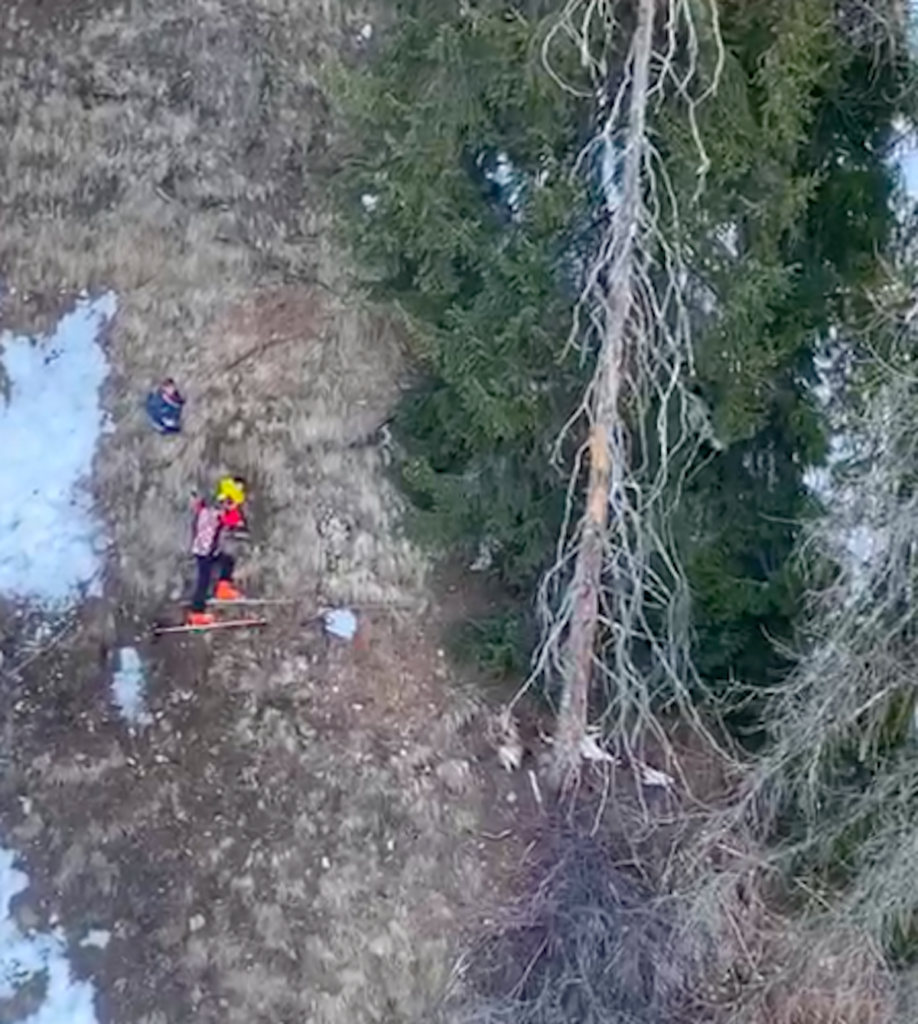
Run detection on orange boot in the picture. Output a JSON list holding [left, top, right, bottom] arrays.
[[186, 610, 215, 628], [214, 579, 242, 601]]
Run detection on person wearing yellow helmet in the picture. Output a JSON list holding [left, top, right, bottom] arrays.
[[186, 491, 243, 626], [216, 476, 245, 506], [215, 476, 248, 534]]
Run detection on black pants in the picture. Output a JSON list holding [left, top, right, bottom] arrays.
[[191, 553, 235, 612]]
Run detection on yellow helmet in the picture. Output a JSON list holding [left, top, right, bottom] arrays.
[[216, 476, 246, 506]]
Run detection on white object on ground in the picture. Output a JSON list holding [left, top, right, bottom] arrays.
[[469, 538, 496, 572], [111, 647, 152, 727], [0, 847, 100, 1023], [79, 930, 110, 951], [0, 293, 116, 604], [636, 761, 675, 789], [323, 608, 357, 641]]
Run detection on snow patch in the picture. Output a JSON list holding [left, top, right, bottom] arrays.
[[0, 293, 112, 1022], [0, 848, 100, 1024], [892, 123, 918, 198], [111, 646, 152, 727], [0, 294, 116, 604], [324, 608, 357, 640], [78, 931, 110, 952]]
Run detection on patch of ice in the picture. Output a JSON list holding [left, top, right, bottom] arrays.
[[0, 848, 100, 1024], [111, 646, 152, 727], [0, 294, 116, 605], [324, 607, 357, 640], [902, 146, 918, 198], [78, 931, 110, 951]]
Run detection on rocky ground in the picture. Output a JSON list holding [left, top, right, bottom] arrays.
[[0, 1, 534, 1021]]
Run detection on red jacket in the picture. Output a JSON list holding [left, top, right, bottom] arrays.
[[221, 504, 245, 531]]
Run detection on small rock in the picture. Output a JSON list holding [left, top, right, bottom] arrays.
[[188, 914, 206, 933], [436, 759, 472, 795]]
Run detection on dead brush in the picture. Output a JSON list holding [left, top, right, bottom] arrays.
[[444, 814, 701, 1024], [720, 925, 895, 1024], [758, 936, 894, 1024], [675, 832, 896, 1024], [445, 767, 900, 1024]]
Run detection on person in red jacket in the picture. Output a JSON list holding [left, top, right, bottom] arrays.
[[187, 493, 244, 626], [215, 476, 249, 537]]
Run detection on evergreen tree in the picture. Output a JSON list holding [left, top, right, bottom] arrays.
[[333, 0, 593, 601], [332, 0, 911, 741], [657, 0, 909, 728]]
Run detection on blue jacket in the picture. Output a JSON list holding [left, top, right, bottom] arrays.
[[146, 388, 184, 434]]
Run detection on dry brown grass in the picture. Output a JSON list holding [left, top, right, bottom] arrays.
[[0, 0, 424, 606], [96, 279, 419, 606], [767, 941, 892, 1024], [0, 2, 510, 1023]]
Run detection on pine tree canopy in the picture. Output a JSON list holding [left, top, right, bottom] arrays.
[[332, 0, 913, 723]]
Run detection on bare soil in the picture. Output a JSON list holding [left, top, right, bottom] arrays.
[[0, 1, 534, 1021]]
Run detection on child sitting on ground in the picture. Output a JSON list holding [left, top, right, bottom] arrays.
[[145, 378, 185, 435], [215, 475, 249, 536]]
